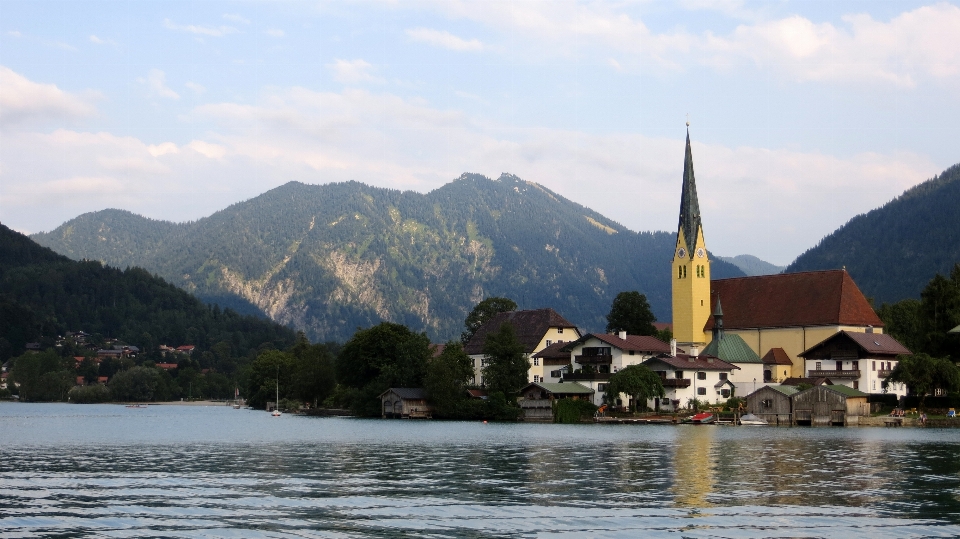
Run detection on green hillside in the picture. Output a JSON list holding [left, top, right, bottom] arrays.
[[32, 173, 744, 342], [786, 162, 960, 305], [0, 222, 296, 364]]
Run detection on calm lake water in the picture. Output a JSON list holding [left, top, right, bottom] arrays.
[[4, 403, 960, 538]]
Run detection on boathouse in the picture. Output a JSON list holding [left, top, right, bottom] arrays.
[[518, 382, 594, 422], [379, 388, 433, 419], [791, 384, 869, 426], [744, 385, 798, 425]]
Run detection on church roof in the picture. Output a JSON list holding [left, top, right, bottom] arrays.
[[761, 347, 794, 366], [704, 270, 883, 331], [464, 308, 578, 355], [701, 334, 762, 363], [677, 129, 702, 255]]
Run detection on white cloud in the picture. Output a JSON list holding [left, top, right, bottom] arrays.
[[163, 18, 239, 37], [265, 28, 285, 38], [185, 81, 206, 95], [328, 59, 383, 84], [406, 27, 483, 51], [7, 30, 22, 38], [0, 66, 96, 126], [138, 69, 180, 100], [222, 13, 250, 25], [89, 35, 117, 46]]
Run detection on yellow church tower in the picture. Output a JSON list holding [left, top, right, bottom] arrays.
[[672, 126, 712, 350]]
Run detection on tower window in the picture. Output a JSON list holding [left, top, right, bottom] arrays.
[[679, 267, 683, 279], [701, 300, 703, 306]]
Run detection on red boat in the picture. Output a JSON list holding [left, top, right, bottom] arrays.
[[688, 412, 715, 424]]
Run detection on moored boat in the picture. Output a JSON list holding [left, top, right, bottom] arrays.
[[689, 412, 714, 424], [739, 413, 767, 426]]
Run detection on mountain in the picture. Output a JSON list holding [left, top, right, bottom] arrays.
[[716, 254, 784, 276], [786, 162, 960, 306], [0, 222, 296, 363], [32, 173, 744, 342]]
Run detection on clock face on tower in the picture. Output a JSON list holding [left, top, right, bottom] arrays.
[[696, 248, 705, 258], [677, 248, 686, 259]]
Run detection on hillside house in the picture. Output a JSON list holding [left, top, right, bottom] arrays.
[[464, 308, 581, 386], [562, 332, 672, 407], [799, 330, 910, 397]]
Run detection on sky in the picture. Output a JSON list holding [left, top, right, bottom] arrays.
[[1, 1, 959, 266]]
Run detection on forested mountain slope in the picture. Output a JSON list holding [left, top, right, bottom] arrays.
[[787, 162, 960, 305], [0, 222, 296, 363], [33, 173, 744, 342]]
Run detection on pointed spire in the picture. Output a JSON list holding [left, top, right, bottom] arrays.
[[712, 296, 724, 341], [677, 128, 702, 257]]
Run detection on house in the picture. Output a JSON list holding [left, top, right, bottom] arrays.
[[1, 371, 9, 390], [379, 388, 433, 419], [799, 330, 910, 397], [156, 363, 178, 371], [465, 389, 488, 400], [562, 332, 672, 407], [96, 349, 124, 360], [640, 353, 738, 412], [532, 341, 575, 383], [791, 384, 870, 426], [518, 381, 594, 422], [463, 308, 581, 386], [761, 348, 794, 383], [176, 345, 196, 354], [744, 385, 799, 425]]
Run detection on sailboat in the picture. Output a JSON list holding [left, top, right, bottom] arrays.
[[233, 387, 241, 409], [271, 367, 281, 417]]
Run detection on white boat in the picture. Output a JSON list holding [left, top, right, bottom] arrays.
[[739, 413, 767, 426], [271, 367, 281, 417]]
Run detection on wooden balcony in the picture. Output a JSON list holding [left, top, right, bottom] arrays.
[[661, 378, 691, 388], [878, 370, 893, 378], [563, 372, 612, 381], [808, 369, 861, 379], [575, 355, 613, 365]]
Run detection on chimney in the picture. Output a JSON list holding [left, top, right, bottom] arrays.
[[690, 346, 699, 357], [670, 339, 677, 357], [618, 331, 627, 340]]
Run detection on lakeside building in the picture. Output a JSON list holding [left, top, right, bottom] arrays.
[[670, 127, 909, 398], [561, 332, 672, 406], [464, 308, 582, 385], [640, 353, 738, 412], [798, 330, 910, 397]]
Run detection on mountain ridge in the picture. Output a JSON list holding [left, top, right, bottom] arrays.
[[32, 173, 746, 342]]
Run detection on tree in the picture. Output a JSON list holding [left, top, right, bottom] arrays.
[[462, 297, 517, 344], [424, 342, 475, 418], [605, 364, 665, 413], [288, 332, 337, 407], [336, 322, 431, 416], [10, 350, 73, 402], [883, 353, 960, 410], [247, 350, 296, 410], [605, 291, 657, 336], [109, 366, 161, 402], [481, 323, 528, 399]]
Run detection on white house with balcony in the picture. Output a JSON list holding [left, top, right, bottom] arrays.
[[799, 330, 910, 398], [561, 332, 673, 407], [640, 353, 739, 412]]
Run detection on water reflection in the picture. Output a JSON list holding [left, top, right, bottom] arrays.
[[4, 404, 960, 537]]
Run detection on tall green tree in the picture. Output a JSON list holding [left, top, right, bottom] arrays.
[[424, 342, 475, 418], [10, 350, 74, 402], [247, 349, 296, 410], [481, 323, 528, 399], [461, 297, 517, 344], [605, 291, 657, 336], [605, 364, 665, 413], [288, 332, 337, 407], [109, 366, 161, 402], [883, 353, 960, 410], [336, 322, 431, 416]]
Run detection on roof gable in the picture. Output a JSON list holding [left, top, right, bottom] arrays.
[[464, 308, 578, 355], [379, 387, 429, 400], [706, 270, 883, 330], [761, 347, 794, 365], [570, 333, 671, 354], [800, 330, 911, 358], [701, 334, 761, 363]]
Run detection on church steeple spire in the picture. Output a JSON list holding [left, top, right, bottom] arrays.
[[677, 128, 702, 255]]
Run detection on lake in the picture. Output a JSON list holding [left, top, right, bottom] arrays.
[[3, 402, 960, 538]]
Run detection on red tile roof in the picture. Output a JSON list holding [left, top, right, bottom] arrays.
[[642, 354, 738, 371], [571, 333, 672, 354], [705, 270, 882, 330], [157, 363, 178, 370], [800, 330, 911, 358], [464, 308, 578, 355], [761, 348, 794, 365]]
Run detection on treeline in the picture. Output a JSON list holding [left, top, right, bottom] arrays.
[[878, 263, 960, 360], [0, 222, 297, 365]]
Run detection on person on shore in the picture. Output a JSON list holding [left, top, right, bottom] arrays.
[[920, 412, 927, 426]]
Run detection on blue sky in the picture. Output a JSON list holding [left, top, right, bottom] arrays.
[[1, 1, 958, 265]]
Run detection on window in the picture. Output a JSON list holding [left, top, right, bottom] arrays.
[[719, 373, 728, 381], [697, 387, 706, 396], [872, 380, 876, 390], [558, 327, 563, 334], [816, 361, 821, 370], [550, 370, 562, 378], [679, 267, 683, 279], [546, 340, 552, 346], [662, 398, 671, 405], [853, 381, 859, 390], [533, 358, 539, 366], [675, 371, 684, 379], [598, 383, 608, 392], [721, 389, 730, 398], [762, 399, 773, 408], [533, 375, 541, 383], [852, 361, 859, 371], [697, 372, 706, 380], [629, 350, 635, 355], [872, 361, 876, 371]]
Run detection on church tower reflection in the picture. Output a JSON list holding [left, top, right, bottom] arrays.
[[671, 426, 716, 507]]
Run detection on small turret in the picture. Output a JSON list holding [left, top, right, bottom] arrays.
[[711, 296, 724, 341]]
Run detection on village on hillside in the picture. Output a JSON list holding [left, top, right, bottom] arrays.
[[381, 130, 934, 427]]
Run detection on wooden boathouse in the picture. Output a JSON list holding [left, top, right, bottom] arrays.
[[745, 385, 798, 425], [791, 384, 869, 426]]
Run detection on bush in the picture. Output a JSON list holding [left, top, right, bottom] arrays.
[[724, 397, 745, 411], [553, 399, 597, 423], [68, 384, 112, 403]]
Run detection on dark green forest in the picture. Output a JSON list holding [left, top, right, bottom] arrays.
[[788, 162, 960, 305], [32, 173, 744, 342]]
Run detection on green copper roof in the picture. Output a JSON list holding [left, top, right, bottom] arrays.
[[677, 128, 702, 255], [527, 382, 594, 395], [768, 385, 800, 396], [824, 385, 869, 398], [702, 333, 762, 363]]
